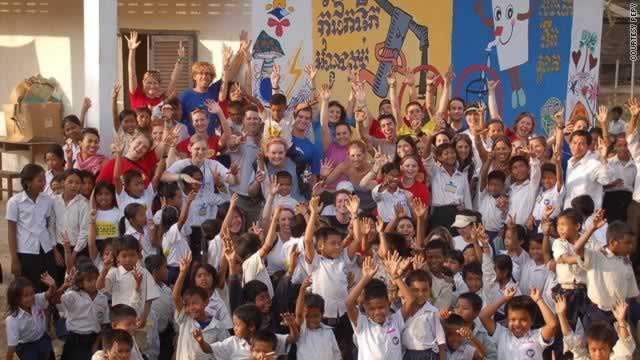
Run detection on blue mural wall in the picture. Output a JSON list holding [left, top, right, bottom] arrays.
[[452, 0, 575, 135]]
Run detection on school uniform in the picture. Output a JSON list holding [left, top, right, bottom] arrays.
[[401, 302, 445, 359], [477, 190, 506, 233], [296, 322, 341, 360], [482, 252, 520, 317], [117, 186, 154, 219], [60, 289, 110, 360], [152, 282, 176, 360], [125, 223, 157, 260], [609, 119, 626, 136], [552, 238, 589, 329], [5, 191, 57, 292], [209, 333, 290, 360], [531, 185, 564, 233], [491, 324, 551, 360], [472, 323, 498, 360], [518, 259, 549, 296], [430, 275, 454, 311], [5, 293, 53, 360], [352, 311, 404, 360], [500, 248, 530, 283], [205, 291, 233, 330], [445, 343, 476, 360], [426, 157, 472, 230], [104, 265, 160, 317], [242, 252, 274, 298], [563, 325, 635, 359], [624, 130, 640, 243], [604, 155, 636, 222], [174, 309, 230, 360], [162, 223, 190, 285], [583, 214, 608, 250], [207, 234, 224, 271], [264, 235, 288, 276], [372, 184, 412, 223]]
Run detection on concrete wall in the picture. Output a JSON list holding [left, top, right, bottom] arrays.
[[0, 0, 249, 187]]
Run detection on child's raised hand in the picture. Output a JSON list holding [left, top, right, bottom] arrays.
[[103, 254, 114, 269], [205, 99, 222, 114], [591, 208, 607, 229], [542, 205, 555, 222], [412, 254, 426, 270], [410, 197, 427, 218], [192, 328, 204, 343], [287, 246, 299, 273], [186, 190, 197, 203], [268, 175, 280, 196], [503, 287, 517, 301], [613, 299, 629, 323], [528, 288, 542, 303], [393, 202, 406, 218], [112, 82, 122, 98], [456, 327, 473, 340], [362, 217, 374, 235], [383, 251, 402, 279], [125, 31, 141, 50], [554, 294, 567, 314], [301, 276, 312, 290], [133, 267, 144, 290], [61, 231, 72, 251], [375, 216, 385, 233], [40, 272, 56, 288], [627, 97, 640, 117], [181, 174, 202, 185], [295, 202, 308, 216], [229, 163, 240, 176], [280, 312, 297, 329], [362, 256, 379, 280], [251, 351, 276, 360], [309, 196, 322, 215], [250, 221, 264, 237], [179, 252, 192, 273]]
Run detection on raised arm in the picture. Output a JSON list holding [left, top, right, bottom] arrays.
[[376, 216, 390, 258], [111, 134, 125, 195], [112, 83, 122, 131], [218, 44, 234, 103], [486, 80, 501, 121], [387, 72, 401, 129], [319, 84, 333, 151], [411, 197, 427, 249], [436, 65, 454, 118], [177, 191, 195, 231], [125, 31, 141, 94], [345, 195, 362, 259], [346, 257, 379, 325], [166, 41, 186, 98], [258, 207, 281, 258], [295, 277, 312, 325], [403, 67, 418, 103], [221, 193, 239, 234], [172, 252, 192, 313], [479, 287, 516, 335], [554, 294, 571, 336], [626, 97, 640, 137], [383, 252, 417, 320], [79, 97, 91, 128], [573, 208, 606, 257], [87, 207, 98, 261], [596, 105, 610, 146], [530, 288, 557, 341], [304, 196, 321, 264], [479, 152, 494, 191], [540, 206, 554, 265]]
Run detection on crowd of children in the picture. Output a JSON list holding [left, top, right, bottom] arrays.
[[5, 29, 640, 360]]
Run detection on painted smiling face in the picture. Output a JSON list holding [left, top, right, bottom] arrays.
[[491, 0, 530, 71]]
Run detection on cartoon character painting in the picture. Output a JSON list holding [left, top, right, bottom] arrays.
[[475, 0, 537, 109]]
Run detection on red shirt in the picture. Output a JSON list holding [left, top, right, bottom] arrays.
[[400, 178, 431, 206], [176, 135, 221, 159], [96, 150, 158, 187], [368, 117, 386, 139], [129, 85, 164, 110]]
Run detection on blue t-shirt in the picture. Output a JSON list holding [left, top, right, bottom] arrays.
[[178, 81, 222, 136], [291, 135, 321, 175]]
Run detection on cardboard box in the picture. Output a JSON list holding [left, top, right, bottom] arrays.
[[3, 103, 63, 142]]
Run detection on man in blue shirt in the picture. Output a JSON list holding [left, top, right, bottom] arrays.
[[179, 61, 222, 135]]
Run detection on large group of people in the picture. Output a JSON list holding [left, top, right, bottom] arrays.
[[4, 29, 640, 360]]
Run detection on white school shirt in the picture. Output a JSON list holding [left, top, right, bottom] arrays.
[[125, 223, 157, 260], [564, 151, 612, 209], [185, 189, 227, 231], [104, 265, 160, 316], [152, 283, 175, 333], [95, 208, 122, 240], [606, 155, 637, 193], [401, 302, 445, 352], [210, 334, 290, 360], [265, 236, 287, 276], [477, 190, 506, 232], [583, 214, 608, 250], [352, 311, 405, 360], [174, 309, 230, 360], [446, 343, 476, 360], [426, 158, 472, 208], [564, 326, 635, 360], [61, 289, 110, 334], [162, 223, 190, 267], [5, 293, 48, 346], [207, 235, 224, 271], [580, 248, 640, 311], [491, 324, 551, 360], [5, 191, 56, 254], [518, 259, 549, 295], [242, 252, 275, 298], [297, 322, 341, 360], [305, 249, 351, 318], [52, 193, 89, 252], [609, 119, 626, 136], [532, 185, 564, 222], [206, 291, 233, 329], [281, 236, 308, 284], [501, 249, 531, 283], [552, 238, 587, 287], [167, 158, 231, 195], [507, 158, 541, 226], [453, 235, 473, 252], [117, 186, 154, 219], [44, 170, 56, 196], [625, 130, 640, 202], [482, 252, 521, 314], [372, 184, 412, 223]]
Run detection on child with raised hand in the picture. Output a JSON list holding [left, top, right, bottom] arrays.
[[5, 274, 57, 360], [173, 252, 229, 359], [479, 287, 557, 360], [346, 255, 418, 360], [294, 276, 341, 360], [109, 304, 145, 360], [570, 211, 639, 327], [304, 195, 363, 358], [162, 190, 196, 285], [144, 254, 176, 360], [443, 292, 498, 360], [401, 269, 447, 359], [372, 162, 413, 223], [442, 314, 488, 360], [193, 303, 299, 359]]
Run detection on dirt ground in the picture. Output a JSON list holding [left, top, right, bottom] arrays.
[[0, 201, 64, 358]]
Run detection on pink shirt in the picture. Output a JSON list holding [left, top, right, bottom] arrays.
[[325, 142, 348, 190]]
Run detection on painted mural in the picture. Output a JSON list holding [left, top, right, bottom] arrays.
[[250, 0, 604, 135]]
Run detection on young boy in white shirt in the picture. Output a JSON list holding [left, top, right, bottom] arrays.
[[442, 314, 487, 359], [477, 164, 508, 240], [479, 287, 557, 360], [91, 329, 134, 360], [507, 155, 541, 226], [145, 254, 176, 360], [572, 216, 640, 328], [372, 163, 413, 223], [303, 195, 363, 358], [531, 157, 564, 234], [346, 256, 418, 360], [108, 304, 145, 360]]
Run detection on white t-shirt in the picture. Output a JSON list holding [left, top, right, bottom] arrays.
[[297, 322, 341, 360], [162, 223, 190, 267], [352, 311, 405, 360], [117, 186, 154, 219], [174, 309, 230, 360], [491, 325, 551, 360], [242, 252, 274, 298], [265, 236, 287, 276], [305, 250, 352, 318], [95, 208, 122, 240]]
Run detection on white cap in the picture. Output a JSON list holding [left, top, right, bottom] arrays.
[[451, 215, 477, 229], [336, 181, 354, 193]]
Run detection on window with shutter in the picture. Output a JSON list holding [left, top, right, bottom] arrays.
[[148, 35, 196, 96]]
